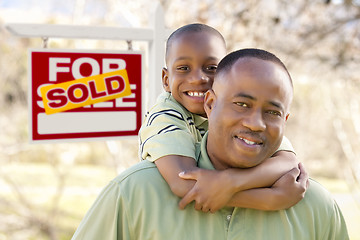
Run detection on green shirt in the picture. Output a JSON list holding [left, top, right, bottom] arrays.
[[72, 134, 349, 240], [139, 92, 293, 163]]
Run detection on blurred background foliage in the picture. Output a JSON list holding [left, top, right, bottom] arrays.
[[0, 0, 360, 239]]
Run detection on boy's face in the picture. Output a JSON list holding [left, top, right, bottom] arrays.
[[163, 31, 226, 116], [205, 58, 293, 169]]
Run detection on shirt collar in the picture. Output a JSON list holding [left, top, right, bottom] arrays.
[[167, 93, 208, 127], [196, 132, 216, 170], [193, 114, 208, 127]]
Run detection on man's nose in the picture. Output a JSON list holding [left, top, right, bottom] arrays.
[[242, 109, 266, 132]]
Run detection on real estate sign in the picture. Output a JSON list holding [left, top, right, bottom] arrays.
[[29, 49, 143, 142]]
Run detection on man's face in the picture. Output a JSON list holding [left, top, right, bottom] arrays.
[[205, 58, 293, 169], [163, 32, 226, 116]]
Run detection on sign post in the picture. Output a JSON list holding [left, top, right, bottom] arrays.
[[5, 2, 167, 110], [29, 49, 144, 142]]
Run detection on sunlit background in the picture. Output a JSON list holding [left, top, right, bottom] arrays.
[[1, 0, 360, 239]]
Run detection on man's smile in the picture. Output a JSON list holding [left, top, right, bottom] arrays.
[[234, 134, 264, 148]]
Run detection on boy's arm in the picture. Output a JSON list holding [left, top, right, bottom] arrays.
[[156, 155, 244, 207], [227, 150, 298, 192], [179, 162, 308, 212], [139, 98, 200, 197], [178, 151, 300, 212], [227, 163, 308, 210], [155, 155, 197, 197]]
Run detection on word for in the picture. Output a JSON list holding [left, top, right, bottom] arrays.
[[49, 57, 126, 81]]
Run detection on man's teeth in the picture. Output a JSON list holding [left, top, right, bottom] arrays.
[[187, 91, 205, 97], [240, 138, 257, 145]]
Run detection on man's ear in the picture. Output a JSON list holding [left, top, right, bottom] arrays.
[[204, 89, 216, 117], [162, 67, 171, 92]]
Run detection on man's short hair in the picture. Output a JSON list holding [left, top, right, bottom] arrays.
[[215, 48, 293, 88]]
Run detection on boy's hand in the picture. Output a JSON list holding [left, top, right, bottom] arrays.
[[268, 162, 309, 210], [178, 169, 235, 213]]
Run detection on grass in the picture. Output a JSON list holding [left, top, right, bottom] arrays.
[[316, 177, 360, 240], [0, 163, 359, 239], [0, 163, 117, 240]]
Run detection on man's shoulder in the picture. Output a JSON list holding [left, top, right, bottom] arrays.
[[109, 161, 172, 206], [302, 178, 337, 209], [112, 161, 159, 185], [307, 179, 333, 198]]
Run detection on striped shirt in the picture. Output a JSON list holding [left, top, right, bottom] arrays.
[[139, 92, 207, 162]]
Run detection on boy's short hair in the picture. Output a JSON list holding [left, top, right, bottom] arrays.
[[165, 23, 226, 62], [216, 48, 293, 88]]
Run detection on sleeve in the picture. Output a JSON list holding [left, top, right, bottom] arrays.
[[71, 181, 132, 240], [139, 107, 196, 162], [321, 200, 350, 240], [274, 135, 296, 154]]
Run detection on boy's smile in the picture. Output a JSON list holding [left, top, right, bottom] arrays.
[[186, 91, 206, 97], [162, 31, 226, 117]]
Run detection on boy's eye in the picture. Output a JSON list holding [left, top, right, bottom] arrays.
[[205, 65, 218, 72], [176, 66, 190, 71]]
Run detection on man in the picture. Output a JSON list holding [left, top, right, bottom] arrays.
[[72, 48, 349, 240]]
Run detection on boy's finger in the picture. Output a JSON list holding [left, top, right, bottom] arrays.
[[287, 167, 300, 179], [297, 163, 309, 187], [178, 191, 195, 209], [178, 170, 198, 180], [298, 163, 308, 175]]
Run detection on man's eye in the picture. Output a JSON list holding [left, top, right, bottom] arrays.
[[267, 110, 281, 117], [235, 102, 248, 108]]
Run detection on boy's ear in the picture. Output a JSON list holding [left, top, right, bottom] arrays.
[[204, 89, 216, 117], [285, 113, 290, 122], [162, 67, 171, 92]]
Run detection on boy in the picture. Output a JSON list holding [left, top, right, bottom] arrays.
[[139, 23, 306, 212]]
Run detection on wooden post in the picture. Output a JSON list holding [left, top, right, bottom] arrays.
[[5, 2, 168, 113], [148, 2, 165, 111]]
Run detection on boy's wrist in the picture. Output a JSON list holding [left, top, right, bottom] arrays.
[[221, 168, 246, 193]]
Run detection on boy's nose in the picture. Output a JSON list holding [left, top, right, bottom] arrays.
[[201, 75, 210, 81], [190, 70, 210, 84]]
